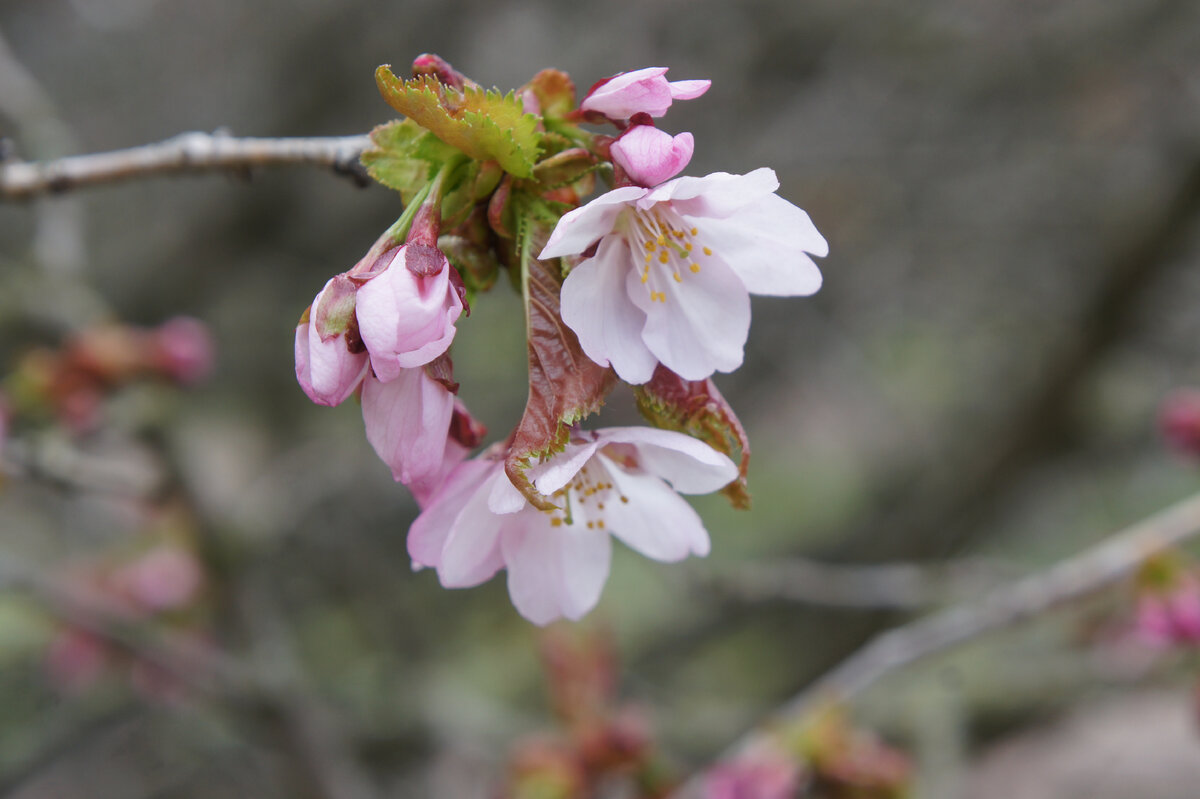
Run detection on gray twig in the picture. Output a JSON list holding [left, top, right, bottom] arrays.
[[1, 132, 373, 201]]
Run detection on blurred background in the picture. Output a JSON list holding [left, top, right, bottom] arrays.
[[2, 0, 1200, 797]]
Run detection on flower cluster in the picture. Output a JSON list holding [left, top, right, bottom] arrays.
[[295, 57, 827, 624]]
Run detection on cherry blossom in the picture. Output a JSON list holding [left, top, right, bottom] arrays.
[[541, 168, 827, 383], [1135, 574, 1200, 647], [408, 427, 738, 625], [611, 125, 694, 188], [361, 368, 457, 486], [581, 67, 710, 120], [295, 275, 370, 406], [354, 243, 464, 383]]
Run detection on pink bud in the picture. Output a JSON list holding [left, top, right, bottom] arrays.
[[705, 751, 804, 799], [581, 67, 710, 120], [611, 126, 694, 187], [295, 276, 370, 407], [151, 316, 215, 385], [354, 246, 463, 383], [1162, 390, 1200, 457], [46, 628, 109, 693], [1136, 577, 1200, 647], [361, 368, 456, 485], [114, 545, 204, 612]]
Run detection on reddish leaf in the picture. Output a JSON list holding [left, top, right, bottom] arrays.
[[505, 222, 617, 511], [634, 365, 751, 509]]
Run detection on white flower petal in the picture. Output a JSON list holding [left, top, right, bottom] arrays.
[[561, 236, 659, 384], [626, 249, 750, 380], [643, 168, 779, 219], [539, 187, 648, 259], [502, 519, 612, 625], [596, 427, 738, 494], [600, 461, 711, 561], [438, 470, 512, 587], [407, 457, 497, 567], [689, 194, 826, 296], [487, 470, 529, 514], [530, 438, 601, 497]]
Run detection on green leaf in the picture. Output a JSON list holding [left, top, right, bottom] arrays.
[[505, 207, 617, 510], [634, 367, 751, 509], [375, 67, 543, 178], [360, 119, 457, 202]]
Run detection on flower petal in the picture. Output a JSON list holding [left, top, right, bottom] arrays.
[[596, 427, 738, 494], [643, 168, 779, 219], [295, 320, 368, 406], [611, 127, 694, 188], [407, 456, 497, 567], [690, 194, 826, 296], [501, 519, 612, 625], [561, 236, 658, 383], [530, 437, 601, 496], [438, 469, 512, 587], [626, 248, 750, 380], [539, 187, 648, 259], [668, 79, 711, 101], [361, 369, 454, 484], [600, 460, 711, 561], [581, 67, 672, 119]]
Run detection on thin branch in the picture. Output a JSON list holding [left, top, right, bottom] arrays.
[[1, 131, 373, 201], [670, 489, 1200, 797], [704, 557, 1019, 610]]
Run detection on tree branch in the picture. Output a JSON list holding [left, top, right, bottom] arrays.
[[0, 131, 373, 200], [670, 489, 1200, 797]]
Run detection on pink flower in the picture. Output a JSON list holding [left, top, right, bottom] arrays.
[[1135, 576, 1200, 647], [705, 751, 804, 799], [354, 244, 463, 383], [540, 168, 827, 383], [361, 368, 458, 486], [112, 545, 204, 612], [611, 125, 694, 188], [581, 67, 710, 120], [1161, 389, 1200, 458], [408, 427, 738, 625], [295, 275, 370, 406], [150, 316, 215, 385]]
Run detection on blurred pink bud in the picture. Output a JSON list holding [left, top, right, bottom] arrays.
[[295, 275, 370, 406], [705, 750, 804, 799], [1135, 577, 1200, 647], [611, 125, 694, 187], [355, 245, 463, 383], [46, 628, 109, 693], [151, 316, 215, 384], [581, 67, 710, 120], [114, 545, 204, 612], [1161, 390, 1200, 457]]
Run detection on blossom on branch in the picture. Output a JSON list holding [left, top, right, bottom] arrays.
[[541, 168, 828, 383], [610, 125, 694, 188], [295, 275, 369, 406], [581, 67, 710, 121], [408, 427, 737, 625]]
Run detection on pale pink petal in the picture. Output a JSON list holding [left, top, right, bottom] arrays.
[[690, 194, 826, 296], [355, 249, 462, 381], [600, 461, 711, 561], [668, 79, 711, 101], [626, 250, 750, 380], [596, 427, 738, 494], [611, 128, 694, 187], [529, 437, 602, 496], [561, 236, 658, 383], [643, 168, 779, 219], [438, 469, 512, 587], [361, 370, 454, 484], [581, 68, 672, 119], [488, 469, 529, 514], [408, 456, 497, 567], [539, 187, 648, 259], [295, 320, 369, 406], [501, 519, 612, 625], [408, 440, 471, 510]]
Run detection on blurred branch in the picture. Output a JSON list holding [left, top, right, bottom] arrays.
[[1, 131, 373, 201], [1, 436, 166, 498], [671, 489, 1200, 797], [705, 557, 1018, 609]]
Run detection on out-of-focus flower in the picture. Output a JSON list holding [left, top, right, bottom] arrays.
[[1135, 572, 1200, 647], [45, 628, 109, 693], [1161, 389, 1200, 458], [581, 67, 710, 120], [705, 748, 804, 799], [408, 427, 737, 625], [295, 275, 370, 406], [611, 125, 694, 188], [112, 545, 205, 613], [150, 316, 216, 385], [541, 168, 827, 383], [355, 244, 463, 383]]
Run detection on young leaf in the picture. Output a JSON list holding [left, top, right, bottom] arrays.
[[505, 213, 617, 510], [360, 119, 457, 202], [634, 366, 752, 509], [375, 67, 543, 178]]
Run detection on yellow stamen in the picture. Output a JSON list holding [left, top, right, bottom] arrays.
[[690, 263, 701, 273], [703, 246, 713, 256]]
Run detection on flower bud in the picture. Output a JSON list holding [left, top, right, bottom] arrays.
[[295, 275, 369, 406], [150, 316, 215, 385], [1161, 389, 1200, 457], [611, 125, 694, 187], [580, 67, 710, 121]]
